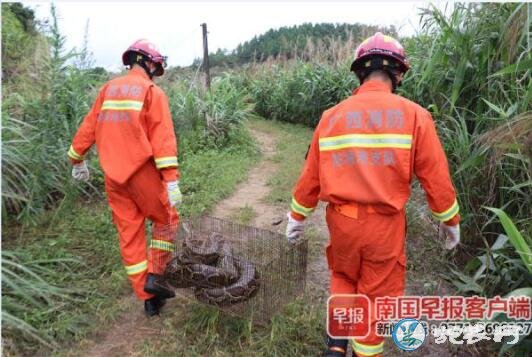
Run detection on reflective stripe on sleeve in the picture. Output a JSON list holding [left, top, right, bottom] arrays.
[[291, 197, 315, 217], [68, 145, 84, 160], [124, 260, 148, 275], [319, 134, 412, 151], [154, 156, 178, 169], [351, 340, 384, 356], [150, 239, 174, 252], [432, 199, 459, 222], [101, 100, 144, 111]]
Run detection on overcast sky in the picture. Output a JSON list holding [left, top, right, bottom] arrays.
[[25, 1, 448, 71]]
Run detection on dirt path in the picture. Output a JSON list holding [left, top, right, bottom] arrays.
[[80, 295, 157, 357], [212, 128, 280, 228]]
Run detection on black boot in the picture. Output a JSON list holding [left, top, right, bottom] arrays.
[[324, 336, 348, 357], [144, 296, 166, 317], [144, 273, 176, 299]]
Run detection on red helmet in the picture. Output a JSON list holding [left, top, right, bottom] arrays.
[[122, 39, 167, 76], [350, 32, 409, 73]]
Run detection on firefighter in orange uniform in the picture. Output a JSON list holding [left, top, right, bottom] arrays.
[[68, 39, 181, 316], [286, 33, 461, 356]]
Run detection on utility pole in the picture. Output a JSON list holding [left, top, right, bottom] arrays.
[[201, 23, 211, 90]]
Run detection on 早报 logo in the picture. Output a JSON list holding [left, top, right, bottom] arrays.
[[392, 318, 426, 351]]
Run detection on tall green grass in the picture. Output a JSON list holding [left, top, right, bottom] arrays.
[[3, 2, 530, 354], [2, 4, 105, 224], [448, 208, 532, 355], [165, 73, 256, 149], [244, 62, 356, 126], [1, 250, 85, 350], [402, 3, 531, 235], [485, 207, 532, 275], [1, 202, 128, 355]]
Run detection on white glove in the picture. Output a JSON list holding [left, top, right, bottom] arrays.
[[439, 222, 460, 250], [72, 161, 90, 181], [166, 181, 182, 208], [286, 212, 305, 244]]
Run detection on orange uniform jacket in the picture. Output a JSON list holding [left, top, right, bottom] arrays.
[[68, 67, 179, 183], [291, 80, 460, 225]]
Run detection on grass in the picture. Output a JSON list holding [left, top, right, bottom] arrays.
[[229, 205, 257, 226], [179, 129, 260, 217], [246, 62, 357, 127], [402, 3, 530, 237], [2, 4, 108, 224], [245, 119, 314, 205], [2, 202, 129, 355], [135, 298, 324, 356]]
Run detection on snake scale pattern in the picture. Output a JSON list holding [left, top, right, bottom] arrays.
[[164, 230, 260, 306]]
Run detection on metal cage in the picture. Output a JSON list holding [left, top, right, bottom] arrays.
[[163, 215, 308, 323]]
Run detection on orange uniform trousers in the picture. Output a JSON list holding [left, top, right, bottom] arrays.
[[105, 160, 179, 301], [326, 203, 406, 357]]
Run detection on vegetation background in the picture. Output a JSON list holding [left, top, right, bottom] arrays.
[[1, 2, 530, 355]]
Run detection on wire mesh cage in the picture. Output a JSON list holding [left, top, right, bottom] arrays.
[[163, 215, 308, 323]]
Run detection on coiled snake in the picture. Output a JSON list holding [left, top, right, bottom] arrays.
[[164, 230, 260, 306]]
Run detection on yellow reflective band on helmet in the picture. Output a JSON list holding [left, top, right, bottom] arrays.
[[383, 35, 396, 43], [68, 145, 84, 160], [432, 199, 459, 222], [351, 340, 384, 356], [154, 156, 178, 169], [124, 260, 147, 275], [101, 100, 144, 111], [291, 197, 315, 217], [150, 239, 174, 252], [319, 134, 412, 151]]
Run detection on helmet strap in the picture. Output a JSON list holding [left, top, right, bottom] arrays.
[[131, 53, 155, 79], [384, 69, 399, 91], [139, 60, 156, 79]]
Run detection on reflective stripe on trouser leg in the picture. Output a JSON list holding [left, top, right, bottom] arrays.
[[351, 340, 384, 356], [123, 260, 151, 300], [125, 260, 148, 275], [148, 218, 178, 275], [149, 236, 175, 277], [150, 239, 174, 252]]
